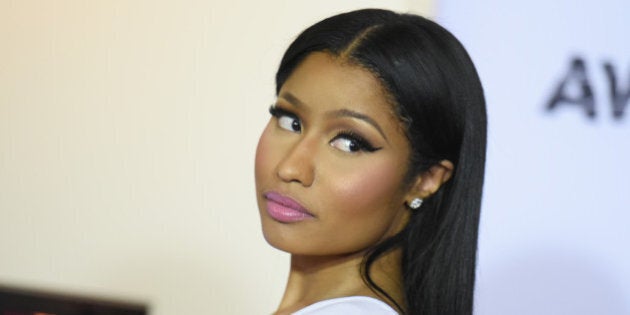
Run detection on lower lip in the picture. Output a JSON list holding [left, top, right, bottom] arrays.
[[266, 200, 313, 223]]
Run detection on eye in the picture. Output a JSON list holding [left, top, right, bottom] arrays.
[[269, 105, 301, 133], [330, 131, 381, 153], [278, 116, 301, 132]]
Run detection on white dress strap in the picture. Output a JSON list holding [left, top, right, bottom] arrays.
[[291, 296, 399, 315]]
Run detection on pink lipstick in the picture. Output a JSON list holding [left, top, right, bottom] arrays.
[[264, 191, 313, 223]]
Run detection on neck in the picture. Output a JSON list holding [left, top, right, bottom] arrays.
[[273, 249, 403, 315]]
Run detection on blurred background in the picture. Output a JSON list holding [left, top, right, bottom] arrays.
[[0, 0, 628, 314]]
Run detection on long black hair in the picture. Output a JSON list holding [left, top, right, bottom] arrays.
[[275, 9, 487, 315]]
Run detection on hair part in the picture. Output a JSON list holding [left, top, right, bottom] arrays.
[[276, 9, 487, 315]]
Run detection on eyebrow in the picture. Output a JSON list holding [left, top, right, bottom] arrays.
[[279, 92, 305, 108], [279, 91, 388, 141], [326, 109, 388, 141]]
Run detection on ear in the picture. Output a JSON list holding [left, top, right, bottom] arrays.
[[405, 160, 454, 202]]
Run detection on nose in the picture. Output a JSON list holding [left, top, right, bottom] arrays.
[[276, 136, 316, 187]]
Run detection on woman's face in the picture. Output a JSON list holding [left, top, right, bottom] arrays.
[[255, 52, 413, 257]]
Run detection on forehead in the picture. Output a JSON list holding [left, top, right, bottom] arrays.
[[279, 52, 402, 129]]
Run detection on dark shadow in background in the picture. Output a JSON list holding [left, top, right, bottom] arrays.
[[0, 285, 147, 315]]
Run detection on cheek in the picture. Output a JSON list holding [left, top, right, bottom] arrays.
[[255, 123, 274, 184], [328, 158, 404, 215]]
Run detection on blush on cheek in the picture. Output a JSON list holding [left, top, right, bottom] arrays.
[[333, 160, 403, 214]]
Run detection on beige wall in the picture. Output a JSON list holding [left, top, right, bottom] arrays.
[[0, 1, 433, 314]]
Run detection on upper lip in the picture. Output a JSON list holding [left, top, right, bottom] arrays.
[[264, 191, 312, 215]]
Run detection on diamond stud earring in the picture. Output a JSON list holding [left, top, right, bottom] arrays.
[[409, 198, 423, 210]]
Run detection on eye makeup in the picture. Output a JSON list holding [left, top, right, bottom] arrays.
[[330, 130, 381, 153], [268, 104, 382, 153], [269, 105, 297, 121]]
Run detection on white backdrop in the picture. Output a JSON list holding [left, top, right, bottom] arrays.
[[438, 1, 630, 314]]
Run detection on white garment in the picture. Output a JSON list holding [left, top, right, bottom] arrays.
[[291, 296, 399, 315]]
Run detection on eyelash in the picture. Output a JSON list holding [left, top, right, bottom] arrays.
[[268, 105, 381, 153], [332, 130, 380, 153], [269, 105, 296, 121]]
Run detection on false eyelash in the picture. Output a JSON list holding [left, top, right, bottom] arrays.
[[333, 130, 382, 153], [268, 105, 298, 120]]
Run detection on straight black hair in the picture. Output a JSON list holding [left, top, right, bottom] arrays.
[[275, 9, 487, 315]]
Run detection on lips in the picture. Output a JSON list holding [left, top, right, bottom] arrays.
[[264, 191, 314, 223]]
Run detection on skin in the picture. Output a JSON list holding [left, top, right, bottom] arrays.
[[255, 52, 453, 314]]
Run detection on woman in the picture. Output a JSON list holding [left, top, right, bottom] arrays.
[[255, 8, 486, 315]]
